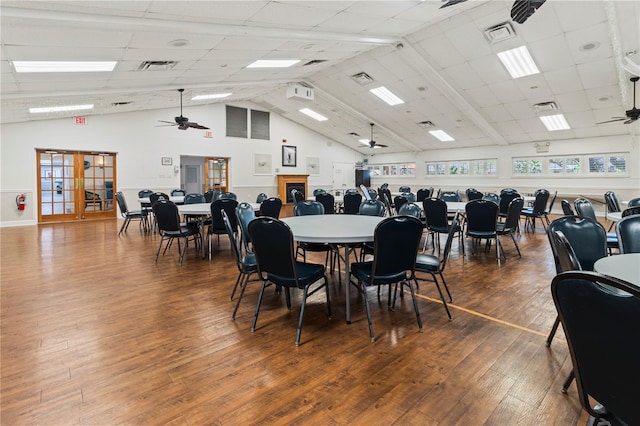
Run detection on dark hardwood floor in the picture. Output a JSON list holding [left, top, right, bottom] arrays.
[[1, 214, 599, 425]]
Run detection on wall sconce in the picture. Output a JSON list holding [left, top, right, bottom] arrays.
[[534, 142, 550, 153]]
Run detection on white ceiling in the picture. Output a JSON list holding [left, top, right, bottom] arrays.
[[1, 0, 639, 153]]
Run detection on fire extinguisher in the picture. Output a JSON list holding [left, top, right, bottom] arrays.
[[16, 194, 26, 211]]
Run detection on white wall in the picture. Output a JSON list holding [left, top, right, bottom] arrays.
[[0, 102, 363, 226], [366, 134, 640, 216]]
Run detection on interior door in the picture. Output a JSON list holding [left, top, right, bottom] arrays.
[[184, 165, 201, 194], [332, 162, 354, 193]]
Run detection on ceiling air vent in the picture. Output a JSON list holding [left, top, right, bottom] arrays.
[[484, 22, 516, 44], [347, 132, 361, 138], [533, 101, 558, 113], [137, 61, 177, 71], [303, 59, 327, 66], [111, 101, 131, 106], [417, 120, 436, 129], [351, 72, 375, 85]]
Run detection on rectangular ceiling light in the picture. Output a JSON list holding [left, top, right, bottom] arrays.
[[191, 93, 232, 100], [369, 86, 405, 106], [247, 59, 300, 68], [299, 108, 328, 121], [29, 104, 94, 113], [428, 129, 455, 142], [14, 61, 116, 73], [496, 46, 539, 78], [539, 114, 570, 131]]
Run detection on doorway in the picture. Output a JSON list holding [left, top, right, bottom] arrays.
[[37, 150, 117, 223], [332, 162, 355, 194], [180, 156, 229, 194]]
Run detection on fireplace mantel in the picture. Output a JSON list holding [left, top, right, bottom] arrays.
[[277, 174, 309, 204]]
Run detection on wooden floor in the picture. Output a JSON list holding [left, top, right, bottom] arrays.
[[0, 214, 602, 425]]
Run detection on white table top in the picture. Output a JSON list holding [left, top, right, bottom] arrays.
[[281, 215, 384, 244], [594, 253, 640, 286], [139, 196, 184, 204], [307, 195, 344, 203], [177, 202, 260, 215], [608, 211, 623, 222]]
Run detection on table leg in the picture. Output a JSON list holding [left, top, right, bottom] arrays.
[[344, 243, 352, 324], [200, 216, 207, 259]]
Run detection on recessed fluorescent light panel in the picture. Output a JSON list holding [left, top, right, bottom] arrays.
[[29, 104, 94, 113], [539, 114, 570, 131], [247, 59, 300, 68], [428, 130, 455, 142], [191, 93, 232, 100], [496, 46, 539, 78], [299, 108, 328, 121], [14, 61, 116, 73], [369, 86, 405, 106]]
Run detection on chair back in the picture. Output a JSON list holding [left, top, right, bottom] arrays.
[[574, 198, 597, 221], [548, 216, 607, 271], [393, 195, 408, 214], [218, 192, 237, 200], [622, 206, 640, 217], [138, 189, 153, 198], [628, 197, 640, 208], [258, 197, 282, 218], [369, 216, 423, 279], [344, 189, 359, 195], [604, 191, 621, 213], [294, 201, 324, 216], [498, 190, 520, 216], [465, 199, 499, 233], [439, 191, 461, 202], [315, 192, 335, 214], [222, 210, 243, 270], [416, 188, 431, 202], [210, 199, 239, 233], [184, 193, 206, 204], [548, 230, 582, 274], [204, 189, 221, 203], [397, 202, 421, 219], [466, 188, 484, 201], [343, 192, 362, 215], [439, 212, 461, 271], [561, 199, 575, 215], [291, 189, 304, 206], [367, 189, 378, 201], [503, 197, 524, 231], [546, 191, 557, 214], [380, 191, 393, 216], [422, 198, 449, 229], [617, 214, 640, 253], [500, 188, 517, 195], [551, 271, 640, 426], [149, 192, 169, 204], [152, 200, 181, 233], [248, 217, 298, 282], [482, 193, 499, 204], [255, 193, 268, 203], [530, 189, 550, 214], [171, 189, 185, 196], [402, 192, 416, 203], [313, 188, 327, 196], [398, 186, 411, 193], [236, 202, 256, 253], [115, 191, 130, 215], [359, 200, 385, 217]]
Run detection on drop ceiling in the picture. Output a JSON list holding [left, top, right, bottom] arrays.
[[1, 0, 638, 153]]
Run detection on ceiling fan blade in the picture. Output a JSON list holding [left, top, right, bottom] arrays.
[[596, 118, 627, 124], [158, 120, 177, 125], [624, 117, 638, 124], [511, 0, 547, 24], [375, 144, 388, 148], [440, 0, 468, 9], [187, 122, 210, 130]]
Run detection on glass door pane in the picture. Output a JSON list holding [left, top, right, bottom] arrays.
[[39, 152, 77, 221]]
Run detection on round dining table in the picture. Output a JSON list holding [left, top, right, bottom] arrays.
[[593, 253, 640, 286], [281, 215, 385, 323]]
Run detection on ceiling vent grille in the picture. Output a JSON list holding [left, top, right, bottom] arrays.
[[533, 101, 558, 113], [484, 22, 516, 44], [351, 72, 375, 85], [137, 61, 177, 71], [303, 59, 327, 66], [347, 132, 361, 138], [417, 120, 436, 129]]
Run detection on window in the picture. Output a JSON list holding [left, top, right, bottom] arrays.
[[427, 159, 496, 177], [226, 106, 247, 138], [587, 154, 627, 175], [514, 152, 627, 177], [368, 162, 416, 177], [250, 109, 270, 140]]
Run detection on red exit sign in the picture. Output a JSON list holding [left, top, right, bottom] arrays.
[[74, 116, 86, 125]]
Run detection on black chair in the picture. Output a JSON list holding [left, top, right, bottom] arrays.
[[397, 202, 421, 218], [184, 193, 205, 204], [223, 210, 258, 320], [350, 216, 424, 342], [248, 217, 331, 346], [551, 271, 640, 426], [622, 206, 640, 217], [398, 186, 411, 193], [171, 189, 185, 197], [401, 192, 416, 203], [545, 190, 557, 221], [604, 191, 621, 231], [574, 198, 618, 253], [416, 188, 431, 202], [343, 192, 362, 215], [209, 199, 239, 256], [498, 189, 519, 219], [218, 192, 237, 200], [291, 189, 304, 206], [496, 197, 524, 257], [115, 191, 148, 235], [344, 188, 359, 195], [423, 198, 462, 253], [367, 189, 378, 201], [258, 197, 282, 219], [149, 192, 169, 204], [439, 191, 461, 202], [412, 212, 461, 320], [235, 202, 255, 255], [548, 216, 607, 272], [204, 189, 221, 203], [293, 201, 340, 279], [313, 188, 326, 196], [561, 199, 574, 216], [465, 199, 502, 265], [152, 200, 200, 264], [465, 188, 483, 201], [255, 193, 268, 203], [617, 214, 640, 253], [482, 193, 499, 204], [500, 188, 517, 195], [393, 195, 408, 215], [520, 189, 549, 231], [358, 200, 385, 217], [628, 197, 640, 207], [138, 189, 153, 214], [315, 192, 335, 214]]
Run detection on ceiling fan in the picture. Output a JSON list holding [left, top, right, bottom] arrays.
[[597, 76, 640, 125], [360, 123, 388, 149], [157, 89, 210, 130]]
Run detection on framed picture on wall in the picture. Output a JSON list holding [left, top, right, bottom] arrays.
[[161, 157, 173, 166], [282, 145, 297, 167]]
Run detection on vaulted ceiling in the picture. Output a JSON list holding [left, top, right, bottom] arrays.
[[2, 1, 639, 153]]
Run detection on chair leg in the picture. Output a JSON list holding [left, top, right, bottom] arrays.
[[230, 271, 243, 300], [251, 280, 268, 333], [428, 275, 452, 320], [154, 235, 165, 262], [438, 272, 453, 302], [361, 283, 375, 342], [561, 369, 574, 393], [406, 280, 423, 332], [179, 236, 187, 264], [119, 218, 128, 235], [546, 315, 561, 347], [510, 232, 521, 257], [295, 286, 310, 346]]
